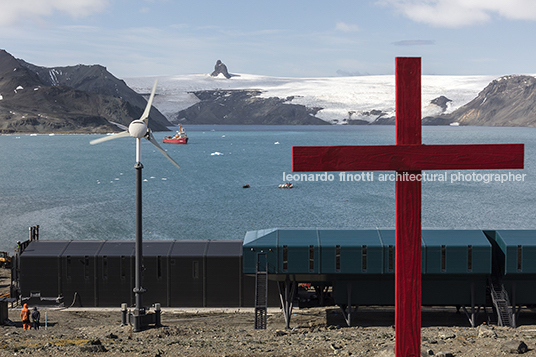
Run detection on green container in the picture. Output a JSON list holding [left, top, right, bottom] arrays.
[[490, 230, 536, 275], [319, 230, 383, 274], [242, 228, 278, 274], [421, 230, 491, 274]]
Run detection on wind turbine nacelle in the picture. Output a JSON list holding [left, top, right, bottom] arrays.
[[129, 120, 148, 139]]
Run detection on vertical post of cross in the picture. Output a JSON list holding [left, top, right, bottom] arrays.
[[395, 57, 422, 356]]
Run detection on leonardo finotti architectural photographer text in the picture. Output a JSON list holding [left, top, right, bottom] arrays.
[[282, 171, 527, 184]]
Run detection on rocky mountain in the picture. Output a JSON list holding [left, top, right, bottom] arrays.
[[0, 50, 172, 134], [423, 75, 536, 126], [172, 89, 328, 125], [210, 60, 232, 79]]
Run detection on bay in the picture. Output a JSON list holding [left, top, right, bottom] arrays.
[[0, 125, 533, 252]]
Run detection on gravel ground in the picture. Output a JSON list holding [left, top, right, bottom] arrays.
[[3, 269, 536, 356]]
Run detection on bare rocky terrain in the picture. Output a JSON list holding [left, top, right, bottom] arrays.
[[0, 49, 172, 134], [2, 268, 536, 356]]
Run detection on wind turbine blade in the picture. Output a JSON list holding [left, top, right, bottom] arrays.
[[90, 130, 130, 145], [146, 131, 180, 169], [140, 79, 158, 124]]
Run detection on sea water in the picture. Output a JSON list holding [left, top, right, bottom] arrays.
[[0, 125, 534, 252]]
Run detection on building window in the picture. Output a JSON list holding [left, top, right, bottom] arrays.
[[192, 261, 199, 279], [441, 245, 446, 272], [518, 245, 523, 272], [309, 245, 315, 271], [388, 245, 394, 272], [66, 256, 71, 280], [335, 245, 341, 272], [121, 256, 126, 280], [102, 256, 108, 280], [157, 256, 162, 279], [467, 245, 473, 272], [283, 245, 288, 271], [362, 245, 368, 272], [84, 256, 90, 280]]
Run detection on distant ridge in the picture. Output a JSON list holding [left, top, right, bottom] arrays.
[[0, 49, 172, 134], [127, 73, 524, 126], [424, 75, 536, 127]]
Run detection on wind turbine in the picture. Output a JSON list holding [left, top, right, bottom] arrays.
[[90, 80, 179, 331]]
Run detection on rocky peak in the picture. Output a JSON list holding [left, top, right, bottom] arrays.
[[210, 60, 232, 79]]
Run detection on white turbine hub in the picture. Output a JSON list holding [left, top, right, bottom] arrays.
[[129, 120, 148, 139]]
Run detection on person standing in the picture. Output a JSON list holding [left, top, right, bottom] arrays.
[[31, 307, 40, 330], [20, 303, 31, 330]]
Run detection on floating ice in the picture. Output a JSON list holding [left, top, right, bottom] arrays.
[[211, 152, 224, 156]]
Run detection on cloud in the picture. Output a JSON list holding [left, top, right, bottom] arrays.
[[0, 0, 110, 27], [377, 0, 536, 28], [335, 22, 360, 32], [392, 40, 435, 46]]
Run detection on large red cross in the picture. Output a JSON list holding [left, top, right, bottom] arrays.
[[292, 57, 524, 357]]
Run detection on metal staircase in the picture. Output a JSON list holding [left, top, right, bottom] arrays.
[[489, 279, 513, 327], [254, 253, 268, 329]]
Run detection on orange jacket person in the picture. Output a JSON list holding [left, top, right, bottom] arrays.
[[20, 303, 31, 330]]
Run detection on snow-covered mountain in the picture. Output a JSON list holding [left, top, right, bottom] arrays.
[[124, 73, 503, 125]]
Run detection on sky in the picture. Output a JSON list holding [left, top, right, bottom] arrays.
[[1, 0, 536, 79]]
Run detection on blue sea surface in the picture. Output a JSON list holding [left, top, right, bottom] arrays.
[[0, 125, 534, 252]]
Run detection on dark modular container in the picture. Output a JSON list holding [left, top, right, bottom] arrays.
[[142, 241, 174, 307], [168, 241, 207, 307], [18, 239, 270, 308], [19, 241, 70, 301], [60, 241, 105, 307], [96, 241, 135, 306], [205, 241, 243, 307]]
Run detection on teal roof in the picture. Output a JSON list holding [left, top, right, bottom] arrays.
[[318, 229, 382, 246], [422, 230, 489, 246], [495, 230, 536, 246], [243, 228, 492, 275], [243, 228, 383, 248]]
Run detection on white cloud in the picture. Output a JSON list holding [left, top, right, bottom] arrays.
[[0, 0, 110, 27], [378, 0, 536, 28], [335, 22, 360, 32]]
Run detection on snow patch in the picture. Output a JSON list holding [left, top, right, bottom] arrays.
[[49, 69, 63, 85]]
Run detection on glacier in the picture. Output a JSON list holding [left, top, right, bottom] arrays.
[[124, 73, 515, 124]]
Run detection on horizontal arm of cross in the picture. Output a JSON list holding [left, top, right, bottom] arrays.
[[292, 144, 524, 172]]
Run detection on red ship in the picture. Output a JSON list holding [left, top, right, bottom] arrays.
[[163, 125, 188, 144]]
